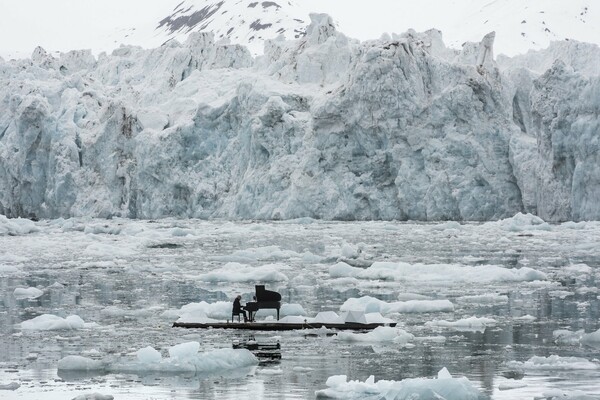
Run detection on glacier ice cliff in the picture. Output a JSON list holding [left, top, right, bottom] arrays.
[[0, 14, 599, 221]]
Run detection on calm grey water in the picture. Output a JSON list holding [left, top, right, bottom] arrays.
[[1, 219, 600, 399]]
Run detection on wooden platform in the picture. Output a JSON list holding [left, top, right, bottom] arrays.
[[172, 321, 396, 331]]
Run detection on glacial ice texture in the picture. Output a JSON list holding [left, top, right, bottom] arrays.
[[1, 14, 599, 221]]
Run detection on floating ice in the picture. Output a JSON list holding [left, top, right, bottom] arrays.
[[58, 345, 258, 375], [426, 316, 496, 332], [457, 294, 508, 304], [486, 213, 551, 232], [337, 326, 414, 344], [168, 342, 200, 359], [0, 215, 39, 236], [498, 379, 527, 390], [13, 287, 44, 299], [315, 368, 482, 399], [506, 355, 599, 370], [57, 356, 105, 371], [21, 314, 86, 330], [211, 246, 301, 263], [581, 328, 600, 345], [330, 261, 546, 284], [0, 382, 20, 390], [136, 346, 162, 364], [71, 394, 114, 400], [196, 262, 289, 282], [340, 296, 454, 315]]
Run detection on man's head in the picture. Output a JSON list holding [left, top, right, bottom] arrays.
[[236, 295, 242, 300]]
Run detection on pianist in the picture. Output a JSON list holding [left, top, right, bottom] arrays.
[[232, 295, 248, 322]]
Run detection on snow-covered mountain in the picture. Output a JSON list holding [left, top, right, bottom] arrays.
[[1, 13, 599, 221], [1, 0, 599, 59]]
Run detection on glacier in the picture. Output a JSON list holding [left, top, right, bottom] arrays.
[[1, 14, 599, 221]]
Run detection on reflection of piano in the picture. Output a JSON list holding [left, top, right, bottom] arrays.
[[244, 285, 282, 321]]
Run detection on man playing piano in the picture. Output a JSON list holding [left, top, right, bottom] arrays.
[[232, 295, 248, 322]]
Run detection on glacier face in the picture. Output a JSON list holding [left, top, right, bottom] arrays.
[[0, 14, 599, 221]]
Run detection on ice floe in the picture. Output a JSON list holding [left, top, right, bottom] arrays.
[[506, 355, 599, 370], [425, 317, 497, 332], [20, 314, 87, 330], [0, 215, 39, 236], [340, 296, 454, 314], [315, 368, 482, 399], [196, 262, 289, 282], [330, 261, 546, 284], [58, 344, 258, 375], [13, 286, 44, 299], [336, 327, 414, 344]]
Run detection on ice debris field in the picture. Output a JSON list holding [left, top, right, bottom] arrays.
[[1, 214, 600, 399]]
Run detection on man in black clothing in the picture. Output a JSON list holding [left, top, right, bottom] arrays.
[[232, 295, 247, 322]]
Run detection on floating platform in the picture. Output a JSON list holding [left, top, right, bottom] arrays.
[[172, 321, 396, 331]]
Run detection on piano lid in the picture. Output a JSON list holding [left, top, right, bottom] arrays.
[[255, 285, 282, 302]]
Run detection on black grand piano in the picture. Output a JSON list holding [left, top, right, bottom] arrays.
[[244, 285, 282, 322]]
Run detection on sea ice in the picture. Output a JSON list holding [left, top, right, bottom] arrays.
[[315, 368, 482, 399], [0, 215, 39, 236], [425, 317, 497, 332], [336, 326, 414, 344], [196, 262, 289, 282], [0, 382, 20, 390], [71, 394, 114, 400], [58, 345, 258, 375], [20, 314, 86, 330], [340, 296, 454, 314], [330, 261, 546, 284], [506, 355, 599, 370], [13, 287, 44, 299]]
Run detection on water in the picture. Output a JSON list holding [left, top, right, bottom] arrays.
[[1, 218, 600, 399]]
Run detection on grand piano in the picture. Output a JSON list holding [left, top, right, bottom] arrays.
[[244, 285, 282, 322]]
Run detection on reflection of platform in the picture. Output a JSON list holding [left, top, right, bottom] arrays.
[[172, 322, 396, 330]]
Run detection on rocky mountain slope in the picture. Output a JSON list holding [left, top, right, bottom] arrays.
[[0, 15, 599, 221]]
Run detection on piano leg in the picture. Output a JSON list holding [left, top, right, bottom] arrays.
[[277, 308, 279, 321]]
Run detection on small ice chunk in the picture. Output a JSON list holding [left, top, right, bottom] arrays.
[[13, 287, 44, 299], [0, 382, 20, 390], [136, 346, 162, 363], [58, 356, 105, 371], [168, 342, 200, 360], [71, 394, 114, 400], [437, 367, 452, 379], [21, 314, 86, 330]]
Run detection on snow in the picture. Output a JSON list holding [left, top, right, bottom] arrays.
[[506, 355, 600, 370], [13, 287, 44, 299], [2, 0, 599, 60], [20, 314, 86, 330], [315, 368, 482, 399]]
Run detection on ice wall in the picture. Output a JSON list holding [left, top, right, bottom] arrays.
[[0, 15, 598, 221]]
